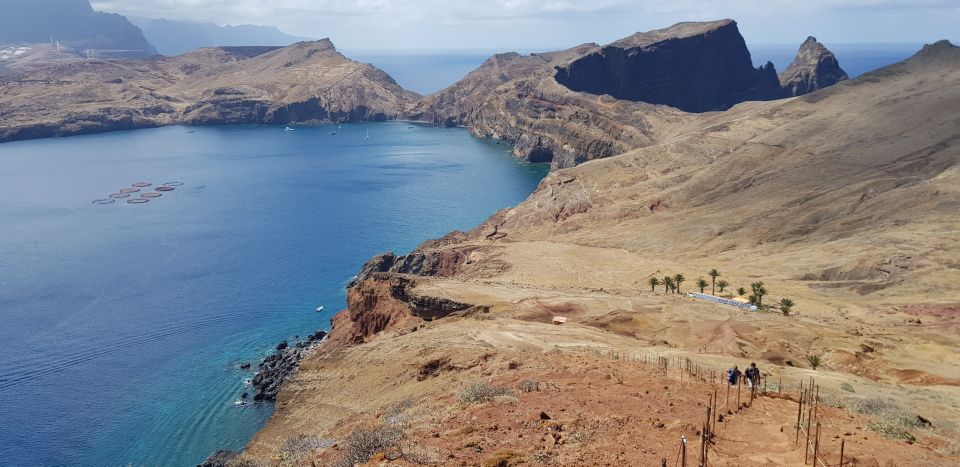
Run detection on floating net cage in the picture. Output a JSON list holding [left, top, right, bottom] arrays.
[[127, 198, 150, 204], [91, 198, 115, 205], [131, 182, 152, 188], [109, 193, 130, 199], [155, 186, 175, 192], [163, 181, 184, 187], [119, 187, 140, 194], [141, 192, 162, 199]]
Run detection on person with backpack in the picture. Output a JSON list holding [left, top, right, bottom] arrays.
[[745, 362, 760, 390], [727, 365, 742, 385]]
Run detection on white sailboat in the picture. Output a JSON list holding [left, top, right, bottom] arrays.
[[284, 126, 295, 132], [363, 129, 371, 140]]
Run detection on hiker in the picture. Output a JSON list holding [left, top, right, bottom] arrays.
[[727, 365, 742, 385], [745, 362, 761, 390]]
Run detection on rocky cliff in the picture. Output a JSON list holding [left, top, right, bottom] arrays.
[[0, 40, 415, 142], [779, 36, 849, 96], [555, 20, 783, 112], [409, 20, 847, 170]]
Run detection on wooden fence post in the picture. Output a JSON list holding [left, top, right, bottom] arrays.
[[839, 438, 845, 466], [812, 422, 821, 466], [795, 389, 804, 447]]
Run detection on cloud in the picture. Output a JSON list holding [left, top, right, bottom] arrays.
[[90, 0, 959, 50]]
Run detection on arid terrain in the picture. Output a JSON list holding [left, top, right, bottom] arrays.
[[2, 15, 958, 466], [230, 24, 960, 467]]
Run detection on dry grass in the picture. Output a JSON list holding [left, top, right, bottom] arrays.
[[459, 382, 513, 404]]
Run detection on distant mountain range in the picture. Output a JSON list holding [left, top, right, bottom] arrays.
[[0, 0, 156, 57], [128, 17, 310, 56]]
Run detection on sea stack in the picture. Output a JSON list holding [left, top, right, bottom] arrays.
[[779, 36, 849, 96]]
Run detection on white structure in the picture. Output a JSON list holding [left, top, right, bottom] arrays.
[[688, 292, 758, 311]]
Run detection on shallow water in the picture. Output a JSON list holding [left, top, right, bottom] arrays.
[[0, 123, 547, 466]]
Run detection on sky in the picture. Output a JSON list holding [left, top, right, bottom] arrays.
[[90, 0, 959, 51]]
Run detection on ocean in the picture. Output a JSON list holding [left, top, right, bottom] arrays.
[[0, 123, 547, 465]]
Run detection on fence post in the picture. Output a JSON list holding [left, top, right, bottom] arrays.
[[839, 438, 845, 466], [795, 389, 804, 447], [804, 406, 813, 463], [681, 435, 687, 467], [779, 375, 782, 395], [812, 422, 821, 466], [736, 376, 742, 412]]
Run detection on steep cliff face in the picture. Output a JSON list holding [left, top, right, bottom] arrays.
[[779, 36, 849, 96], [410, 20, 847, 170], [554, 20, 783, 112]]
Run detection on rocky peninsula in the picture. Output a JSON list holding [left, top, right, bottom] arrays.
[[233, 26, 960, 467]]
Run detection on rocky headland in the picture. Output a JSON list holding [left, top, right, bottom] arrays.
[[0, 40, 416, 142], [408, 19, 847, 170], [238, 37, 960, 466]]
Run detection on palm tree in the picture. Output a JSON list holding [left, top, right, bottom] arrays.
[[806, 354, 823, 370], [673, 274, 686, 294], [779, 298, 794, 316], [717, 280, 729, 293], [696, 277, 709, 293], [736, 287, 747, 297], [708, 269, 721, 295], [649, 277, 661, 292], [663, 276, 674, 294], [751, 281, 767, 307]]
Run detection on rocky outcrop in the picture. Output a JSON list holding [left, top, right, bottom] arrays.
[[352, 247, 477, 285], [779, 37, 849, 96], [325, 275, 475, 349], [409, 20, 848, 170], [250, 330, 327, 402], [555, 20, 784, 112]]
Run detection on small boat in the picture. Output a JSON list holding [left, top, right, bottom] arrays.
[[363, 129, 371, 140], [186, 130, 197, 133], [315, 306, 324, 312], [329, 124, 337, 135], [284, 126, 295, 132]]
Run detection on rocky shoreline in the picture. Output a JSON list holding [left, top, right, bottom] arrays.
[[200, 329, 327, 466]]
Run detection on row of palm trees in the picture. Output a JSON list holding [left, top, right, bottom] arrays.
[[647, 269, 796, 315]]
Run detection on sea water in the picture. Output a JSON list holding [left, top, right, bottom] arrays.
[[0, 123, 547, 466]]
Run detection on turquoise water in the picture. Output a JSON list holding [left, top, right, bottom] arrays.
[[0, 123, 547, 466]]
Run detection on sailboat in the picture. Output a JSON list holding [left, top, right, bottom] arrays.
[[329, 124, 337, 135], [364, 129, 371, 140], [284, 126, 295, 132]]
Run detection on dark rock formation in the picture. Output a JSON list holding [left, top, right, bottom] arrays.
[[779, 37, 849, 96], [251, 330, 327, 402], [199, 450, 239, 467], [352, 248, 476, 285], [555, 20, 785, 112], [0, 0, 157, 58]]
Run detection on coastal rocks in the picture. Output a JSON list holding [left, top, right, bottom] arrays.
[[325, 275, 474, 349], [251, 330, 326, 402], [352, 248, 475, 285], [199, 450, 239, 467], [779, 37, 849, 96], [554, 20, 785, 112]]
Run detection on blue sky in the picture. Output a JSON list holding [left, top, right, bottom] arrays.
[[91, 0, 959, 51]]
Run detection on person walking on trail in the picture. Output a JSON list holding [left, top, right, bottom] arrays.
[[727, 365, 742, 385], [745, 362, 760, 390]]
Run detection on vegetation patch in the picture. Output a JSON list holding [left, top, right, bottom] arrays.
[[459, 382, 513, 404], [335, 424, 404, 467]]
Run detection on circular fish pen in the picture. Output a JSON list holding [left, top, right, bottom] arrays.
[[119, 187, 140, 194], [126, 198, 150, 204], [91, 198, 115, 205], [162, 181, 184, 187], [131, 182, 152, 188], [141, 192, 162, 199], [155, 186, 175, 192], [109, 193, 130, 199]]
